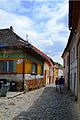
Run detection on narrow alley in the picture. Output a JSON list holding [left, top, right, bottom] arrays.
[[0, 84, 79, 120]]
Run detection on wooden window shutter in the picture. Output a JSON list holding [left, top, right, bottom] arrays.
[[9, 61, 13, 72], [13, 60, 17, 72]]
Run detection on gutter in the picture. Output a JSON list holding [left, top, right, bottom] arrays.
[[0, 45, 8, 48], [61, 30, 73, 58], [69, 0, 73, 30]]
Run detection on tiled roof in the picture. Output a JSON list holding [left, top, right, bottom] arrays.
[[0, 28, 28, 47], [0, 28, 46, 61], [0, 28, 54, 63]]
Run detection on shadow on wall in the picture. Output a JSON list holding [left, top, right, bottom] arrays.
[[13, 87, 78, 120]]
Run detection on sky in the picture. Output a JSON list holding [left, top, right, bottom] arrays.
[[0, 0, 70, 65]]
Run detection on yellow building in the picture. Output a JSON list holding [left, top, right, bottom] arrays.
[[0, 28, 46, 91], [54, 64, 58, 83]]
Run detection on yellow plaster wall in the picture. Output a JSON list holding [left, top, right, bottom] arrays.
[[0, 57, 43, 75], [17, 59, 42, 74], [16, 59, 32, 74], [37, 64, 41, 74], [2, 58, 43, 74], [17, 59, 23, 73], [25, 59, 31, 74], [54, 68, 58, 82], [0, 58, 20, 61]]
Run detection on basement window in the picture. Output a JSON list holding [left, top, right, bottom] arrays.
[[2, 60, 13, 73]]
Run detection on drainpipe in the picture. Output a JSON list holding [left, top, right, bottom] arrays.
[[77, 43, 78, 100], [22, 46, 25, 91]]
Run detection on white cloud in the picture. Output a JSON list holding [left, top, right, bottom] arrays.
[[0, 9, 36, 41], [0, 0, 69, 64], [52, 52, 63, 65], [33, 0, 68, 20], [0, 0, 30, 13]]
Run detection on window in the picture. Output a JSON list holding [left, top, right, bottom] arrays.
[[9, 60, 13, 72], [74, 73, 76, 93], [70, 51, 72, 63], [73, 47, 75, 61], [71, 51, 72, 63], [32, 63, 37, 74], [2, 60, 13, 73], [2, 61, 7, 72], [41, 65, 44, 75], [71, 73, 72, 87], [67, 55, 69, 66]]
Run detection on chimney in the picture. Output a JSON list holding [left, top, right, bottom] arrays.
[[10, 26, 14, 31]]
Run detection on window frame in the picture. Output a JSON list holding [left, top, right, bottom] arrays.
[[31, 62, 37, 75], [1, 60, 14, 73], [41, 65, 44, 75]]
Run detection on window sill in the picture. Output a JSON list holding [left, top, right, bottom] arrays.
[[31, 73, 37, 75], [0, 72, 17, 74], [40, 74, 44, 75]]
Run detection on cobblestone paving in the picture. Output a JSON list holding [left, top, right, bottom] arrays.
[[0, 88, 44, 120], [0, 84, 79, 120]]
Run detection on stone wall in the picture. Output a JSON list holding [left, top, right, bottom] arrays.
[[0, 74, 44, 91]]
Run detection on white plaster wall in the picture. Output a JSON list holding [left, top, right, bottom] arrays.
[[24, 74, 44, 80], [44, 62, 50, 85], [70, 33, 78, 97], [70, 68, 78, 97], [0, 74, 44, 81], [63, 53, 69, 87], [0, 74, 23, 81], [44, 62, 49, 71]]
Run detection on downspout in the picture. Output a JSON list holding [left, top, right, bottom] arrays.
[[22, 46, 25, 91], [77, 44, 78, 100]]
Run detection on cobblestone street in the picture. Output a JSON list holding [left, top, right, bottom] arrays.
[[0, 84, 79, 120]]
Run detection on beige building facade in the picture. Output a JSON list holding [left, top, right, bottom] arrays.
[[44, 61, 50, 85]]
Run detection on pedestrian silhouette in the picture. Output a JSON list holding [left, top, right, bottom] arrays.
[[55, 77, 59, 92], [59, 76, 65, 94]]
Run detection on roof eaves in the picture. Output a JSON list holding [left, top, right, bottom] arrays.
[[62, 30, 73, 58], [31, 47, 47, 60], [69, 0, 73, 30]]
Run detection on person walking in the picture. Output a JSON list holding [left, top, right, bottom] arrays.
[[59, 76, 65, 94], [55, 77, 59, 91]]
